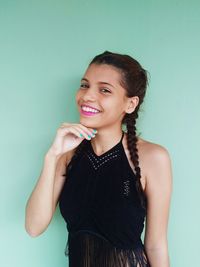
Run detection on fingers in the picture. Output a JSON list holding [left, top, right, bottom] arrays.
[[59, 123, 97, 140], [61, 123, 96, 136], [57, 126, 85, 140], [75, 124, 97, 139]]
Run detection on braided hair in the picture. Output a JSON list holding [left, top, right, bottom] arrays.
[[88, 50, 148, 210]]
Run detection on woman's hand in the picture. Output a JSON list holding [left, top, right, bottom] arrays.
[[48, 122, 97, 158]]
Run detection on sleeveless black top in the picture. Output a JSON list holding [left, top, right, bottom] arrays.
[[58, 131, 151, 267]]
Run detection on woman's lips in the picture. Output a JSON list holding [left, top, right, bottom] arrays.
[[80, 108, 101, 117]]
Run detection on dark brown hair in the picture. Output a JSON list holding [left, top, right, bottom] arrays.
[[66, 50, 148, 211]]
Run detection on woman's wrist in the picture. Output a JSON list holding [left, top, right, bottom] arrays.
[[45, 148, 61, 163]]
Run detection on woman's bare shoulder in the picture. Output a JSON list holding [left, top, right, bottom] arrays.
[[137, 136, 171, 178], [137, 136, 169, 156]]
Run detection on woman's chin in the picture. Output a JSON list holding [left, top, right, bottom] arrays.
[[79, 117, 96, 127]]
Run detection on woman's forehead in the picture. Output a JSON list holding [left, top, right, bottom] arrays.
[[83, 64, 122, 86]]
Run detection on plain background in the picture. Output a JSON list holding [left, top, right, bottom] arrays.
[[0, 1, 200, 266]]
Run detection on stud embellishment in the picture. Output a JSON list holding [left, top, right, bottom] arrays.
[[123, 179, 130, 196], [85, 149, 120, 170]]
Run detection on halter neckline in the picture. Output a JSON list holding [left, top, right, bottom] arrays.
[[88, 131, 125, 158]]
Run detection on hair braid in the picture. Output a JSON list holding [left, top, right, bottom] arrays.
[[125, 112, 147, 211]]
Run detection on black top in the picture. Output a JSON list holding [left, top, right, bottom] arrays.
[[59, 131, 151, 267]]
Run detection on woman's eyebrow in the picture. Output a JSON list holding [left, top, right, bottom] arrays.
[[81, 78, 115, 88]]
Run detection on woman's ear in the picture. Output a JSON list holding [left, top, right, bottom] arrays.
[[125, 96, 139, 114]]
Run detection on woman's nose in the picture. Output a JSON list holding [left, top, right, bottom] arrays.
[[82, 87, 97, 101]]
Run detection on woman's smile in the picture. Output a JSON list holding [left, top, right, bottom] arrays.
[[80, 105, 102, 117]]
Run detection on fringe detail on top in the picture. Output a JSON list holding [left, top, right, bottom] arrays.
[[64, 230, 151, 267]]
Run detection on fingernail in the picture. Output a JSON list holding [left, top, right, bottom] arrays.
[[88, 135, 91, 139], [93, 129, 97, 133], [80, 133, 83, 137]]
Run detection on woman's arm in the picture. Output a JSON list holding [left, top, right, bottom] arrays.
[[144, 144, 173, 267], [25, 150, 68, 237], [25, 123, 95, 237]]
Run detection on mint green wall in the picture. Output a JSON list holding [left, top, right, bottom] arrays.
[[1, 1, 199, 266]]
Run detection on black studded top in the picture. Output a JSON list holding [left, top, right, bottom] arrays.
[[58, 131, 151, 267]]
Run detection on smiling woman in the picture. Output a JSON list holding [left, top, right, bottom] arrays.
[[58, 51, 173, 266], [25, 50, 172, 267]]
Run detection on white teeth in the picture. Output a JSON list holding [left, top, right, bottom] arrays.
[[82, 106, 100, 113]]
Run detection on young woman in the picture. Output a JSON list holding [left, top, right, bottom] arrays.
[[25, 51, 173, 267]]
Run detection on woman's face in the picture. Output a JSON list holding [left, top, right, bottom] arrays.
[[76, 63, 136, 130]]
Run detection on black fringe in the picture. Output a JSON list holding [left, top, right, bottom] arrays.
[[64, 230, 151, 267]]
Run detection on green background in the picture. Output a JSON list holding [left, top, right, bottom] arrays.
[[1, 1, 199, 266]]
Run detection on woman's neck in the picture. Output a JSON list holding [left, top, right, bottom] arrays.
[[90, 128, 124, 156]]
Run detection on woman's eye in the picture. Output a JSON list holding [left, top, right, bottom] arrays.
[[80, 84, 88, 88], [101, 88, 111, 93]]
